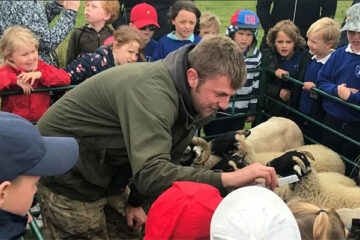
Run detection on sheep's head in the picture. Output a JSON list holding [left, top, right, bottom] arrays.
[[209, 130, 250, 158], [266, 150, 314, 181]]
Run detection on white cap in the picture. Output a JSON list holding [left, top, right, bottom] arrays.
[[210, 186, 301, 240]]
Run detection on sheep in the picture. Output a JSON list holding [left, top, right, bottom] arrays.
[[244, 116, 304, 153], [267, 151, 360, 209], [187, 131, 345, 175]]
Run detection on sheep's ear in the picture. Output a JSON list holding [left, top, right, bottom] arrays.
[[236, 130, 251, 138], [300, 151, 315, 161], [244, 130, 251, 138]]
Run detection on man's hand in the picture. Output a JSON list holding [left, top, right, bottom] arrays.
[[221, 162, 278, 190], [279, 88, 291, 102], [63, 1, 80, 12], [303, 81, 316, 91], [126, 206, 147, 231], [338, 83, 358, 100], [17, 72, 41, 86], [275, 69, 289, 79]]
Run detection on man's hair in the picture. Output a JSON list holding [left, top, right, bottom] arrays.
[[0, 26, 39, 63], [307, 17, 341, 48], [188, 35, 246, 89], [200, 12, 221, 31], [288, 201, 346, 240], [266, 20, 306, 50], [85, 0, 120, 24]]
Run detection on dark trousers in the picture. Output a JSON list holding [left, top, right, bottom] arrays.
[[321, 114, 360, 179]]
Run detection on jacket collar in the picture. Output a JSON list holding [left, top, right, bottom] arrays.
[[0, 209, 27, 239]]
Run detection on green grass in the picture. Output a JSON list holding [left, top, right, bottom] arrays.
[[55, 1, 353, 68]]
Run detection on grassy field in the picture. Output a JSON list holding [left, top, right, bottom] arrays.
[[56, 1, 353, 67]]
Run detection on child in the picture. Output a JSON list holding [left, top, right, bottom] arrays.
[[65, 25, 145, 84], [151, 1, 201, 61], [66, 0, 119, 65], [144, 181, 223, 239], [0, 111, 78, 239], [105, 3, 160, 62], [203, 9, 261, 136], [199, 12, 221, 37], [211, 186, 301, 239], [0, 26, 70, 122], [297, 17, 340, 142], [288, 201, 348, 240], [262, 20, 311, 117], [317, 3, 360, 173]]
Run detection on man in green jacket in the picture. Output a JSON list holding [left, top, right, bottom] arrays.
[[36, 35, 278, 239]]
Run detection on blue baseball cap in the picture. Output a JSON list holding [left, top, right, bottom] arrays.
[[230, 9, 260, 29], [0, 112, 79, 183]]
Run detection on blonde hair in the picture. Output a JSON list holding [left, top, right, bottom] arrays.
[[288, 201, 346, 240], [112, 25, 145, 60], [307, 17, 341, 48], [188, 35, 246, 90], [200, 12, 221, 32], [0, 26, 39, 64], [85, 0, 120, 24], [266, 20, 306, 50]]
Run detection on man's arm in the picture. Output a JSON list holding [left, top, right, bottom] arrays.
[[256, 0, 274, 34]]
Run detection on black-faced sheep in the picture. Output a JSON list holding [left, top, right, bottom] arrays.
[[266, 152, 360, 209]]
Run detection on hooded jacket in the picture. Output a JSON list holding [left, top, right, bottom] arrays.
[[66, 24, 113, 65], [37, 44, 222, 201], [0, 60, 70, 121]]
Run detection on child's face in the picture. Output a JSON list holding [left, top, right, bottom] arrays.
[[0, 176, 39, 216], [85, 1, 110, 26], [131, 24, 155, 44], [307, 30, 333, 59], [233, 29, 254, 53], [347, 31, 360, 53], [112, 40, 140, 65], [9, 44, 38, 71], [172, 10, 197, 40], [275, 31, 295, 59], [199, 25, 219, 37]]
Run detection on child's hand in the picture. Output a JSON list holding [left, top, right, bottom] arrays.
[[126, 206, 147, 231], [338, 83, 358, 100], [16, 79, 33, 95], [246, 115, 255, 122], [279, 88, 291, 102], [275, 69, 289, 79], [303, 82, 316, 91], [17, 72, 41, 85]]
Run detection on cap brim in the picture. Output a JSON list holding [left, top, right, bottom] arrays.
[[25, 136, 78, 177], [134, 20, 160, 29]]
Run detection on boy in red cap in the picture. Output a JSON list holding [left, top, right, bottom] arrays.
[[144, 181, 223, 239], [204, 9, 262, 136], [0, 112, 78, 239], [105, 3, 160, 62]]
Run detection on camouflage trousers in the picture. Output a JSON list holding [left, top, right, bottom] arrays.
[[37, 183, 141, 240]]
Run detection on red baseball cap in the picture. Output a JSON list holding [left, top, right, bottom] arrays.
[[130, 3, 160, 29], [144, 181, 223, 240]]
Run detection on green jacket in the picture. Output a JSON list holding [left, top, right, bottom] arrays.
[[37, 45, 223, 201]]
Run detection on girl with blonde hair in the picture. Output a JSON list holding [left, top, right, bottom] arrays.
[[0, 26, 70, 121]]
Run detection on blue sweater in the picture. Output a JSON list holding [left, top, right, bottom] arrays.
[[298, 54, 331, 115], [317, 46, 360, 122], [144, 38, 158, 62], [152, 33, 201, 61]]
